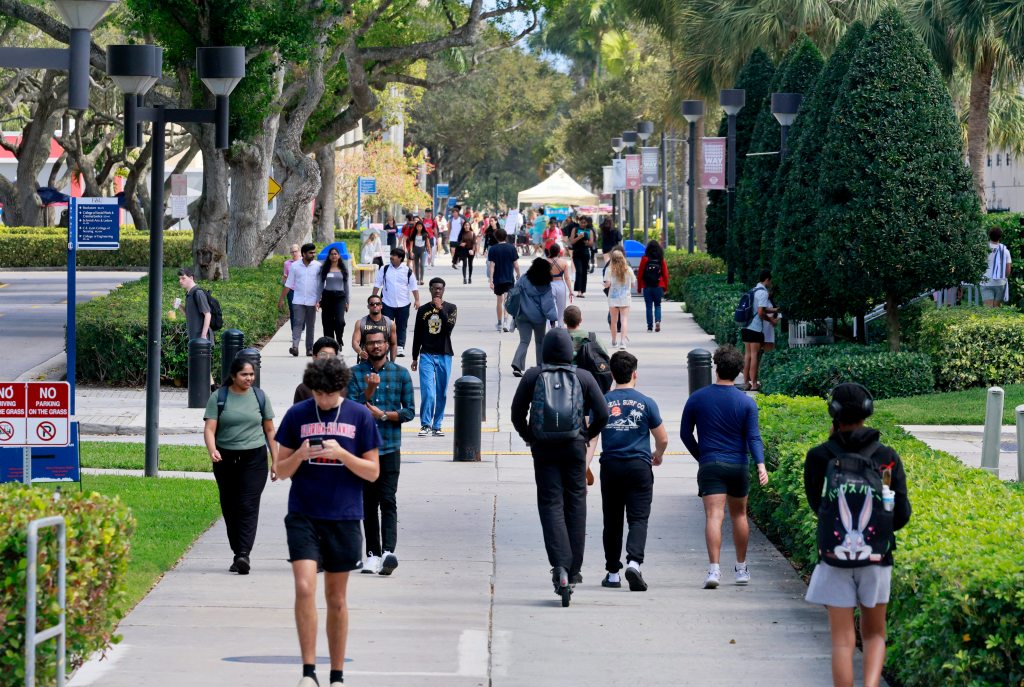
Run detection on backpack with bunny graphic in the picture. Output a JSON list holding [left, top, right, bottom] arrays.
[[816, 439, 894, 568]]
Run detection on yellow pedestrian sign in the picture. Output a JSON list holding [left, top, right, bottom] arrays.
[[268, 177, 282, 203]]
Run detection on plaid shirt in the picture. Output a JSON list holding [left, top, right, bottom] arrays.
[[349, 360, 415, 455]]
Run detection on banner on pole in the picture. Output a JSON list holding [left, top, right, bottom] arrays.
[[701, 137, 726, 190], [612, 159, 626, 191], [625, 154, 641, 190], [602, 166, 614, 195], [640, 147, 660, 186]]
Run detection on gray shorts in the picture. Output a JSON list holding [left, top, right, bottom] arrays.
[[981, 283, 1005, 302], [805, 562, 892, 608]]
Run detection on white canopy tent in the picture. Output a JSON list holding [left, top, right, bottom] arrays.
[[517, 168, 599, 207]]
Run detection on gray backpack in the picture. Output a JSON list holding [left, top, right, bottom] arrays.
[[529, 365, 584, 441]]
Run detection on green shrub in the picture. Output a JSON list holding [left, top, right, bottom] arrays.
[[664, 250, 725, 300], [759, 343, 934, 399], [1, 485, 135, 684], [0, 232, 192, 268], [0, 225, 145, 236], [752, 394, 1024, 686], [76, 259, 285, 385], [913, 306, 1024, 390], [680, 274, 746, 346], [334, 230, 362, 240]]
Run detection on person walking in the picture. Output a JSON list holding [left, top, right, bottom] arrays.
[[203, 357, 277, 575], [637, 240, 669, 333], [531, 208, 547, 256], [280, 243, 321, 357], [351, 295, 397, 362], [294, 337, 340, 404], [569, 218, 594, 297], [350, 330, 416, 575], [741, 270, 774, 391], [487, 227, 521, 332], [982, 227, 1012, 307], [177, 267, 213, 347], [547, 243, 573, 326], [803, 383, 911, 687], [383, 216, 399, 250], [604, 250, 636, 349], [318, 246, 350, 347], [274, 357, 381, 687], [511, 258, 558, 377], [422, 208, 438, 266], [600, 217, 622, 264], [598, 351, 668, 592], [679, 345, 770, 589], [436, 211, 449, 255], [456, 220, 479, 284], [542, 217, 563, 253], [410, 278, 457, 436], [510, 328, 609, 604], [361, 230, 385, 268], [372, 248, 420, 358], [283, 244, 301, 324], [405, 220, 432, 283], [449, 206, 464, 266]]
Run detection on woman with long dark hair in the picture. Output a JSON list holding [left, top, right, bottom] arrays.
[[569, 217, 594, 296], [318, 247, 350, 344], [384, 216, 399, 249], [547, 243, 573, 326], [457, 221, 479, 284], [637, 240, 669, 332], [405, 220, 431, 282], [511, 258, 558, 375]]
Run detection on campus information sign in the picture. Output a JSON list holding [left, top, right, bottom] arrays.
[[72, 196, 120, 250]]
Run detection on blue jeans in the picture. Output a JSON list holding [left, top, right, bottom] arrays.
[[418, 354, 452, 430], [643, 287, 663, 329]]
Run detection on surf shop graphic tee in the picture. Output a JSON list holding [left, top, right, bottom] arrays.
[[600, 388, 662, 464]]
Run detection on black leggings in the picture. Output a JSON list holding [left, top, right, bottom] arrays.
[[320, 290, 346, 343], [212, 445, 269, 557], [461, 253, 475, 281], [573, 252, 589, 293]]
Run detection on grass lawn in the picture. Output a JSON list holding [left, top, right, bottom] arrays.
[[79, 474, 221, 611], [875, 384, 1024, 425], [81, 441, 212, 472]]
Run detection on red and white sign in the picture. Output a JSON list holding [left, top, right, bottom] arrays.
[[702, 137, 727, 190], [0, 382, 69, 446], [625, 154, 641, 190]]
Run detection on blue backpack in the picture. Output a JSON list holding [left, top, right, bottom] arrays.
[[733, 284, 764, 325], [505, 278, 525, 318]]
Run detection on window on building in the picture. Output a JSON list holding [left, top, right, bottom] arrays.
[[988, 155, 992, 167], [997, 154, 1002, 166]]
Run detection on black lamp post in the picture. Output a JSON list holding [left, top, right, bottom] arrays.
[[681, 100, 704, 254], [0, 0, 115, 110], [611, 136, 624, 235], [108, 44, 245, 477], [720, 88, 745, 283], [771, 93, 802, 162], [636, 120, 654, 243], [493, 175, 499, 213], [621, 130, 637, 238]]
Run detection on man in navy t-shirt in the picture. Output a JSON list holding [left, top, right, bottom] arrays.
[[598, 351, 668, 592], [275, 357, 381, 687], [487, 227, 521, 332]]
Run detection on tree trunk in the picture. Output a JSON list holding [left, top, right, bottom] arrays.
[[227, 118, 278, 267], [192, 127, 231, 280], [123, 137, 153, 232], [968, 52, 995, 210], [855, 312, 867, 345], [885, 292, 900, 352], [2, 73, 64, 226], [313, 142, 336, 244]]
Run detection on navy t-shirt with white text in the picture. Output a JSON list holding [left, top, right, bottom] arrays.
[[276, 398, 382, 520], [600, 388, 663, 464]]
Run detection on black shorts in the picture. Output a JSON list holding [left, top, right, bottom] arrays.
[[494, 282, 513, 296], [284, 513, 363, 573], [697, 461, 750, 498], [740, 328, 765, 344]]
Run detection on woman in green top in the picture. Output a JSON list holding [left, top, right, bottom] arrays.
[[203, 358, 278, 575]]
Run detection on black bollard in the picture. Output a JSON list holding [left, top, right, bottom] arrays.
[[235, 347, 262, 388], [460, 348, 487, 421], [187, 338, 213, 408], [452, 376, 483, 462], [220, 329, 244, 384], [687, 348, 713, 394]]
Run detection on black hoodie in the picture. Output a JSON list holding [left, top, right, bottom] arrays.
[[510, 329, 608, 444]]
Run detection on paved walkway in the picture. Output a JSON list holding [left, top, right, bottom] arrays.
[[903, 425, 1022, 481], [70, 257, 867, 686]]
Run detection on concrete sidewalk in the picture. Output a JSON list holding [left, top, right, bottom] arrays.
[[904, 424, 1022, 481], [71, 258, 866, 686]]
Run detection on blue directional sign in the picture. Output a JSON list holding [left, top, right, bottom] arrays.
[[73, 197, 120, 250], [435, 183, 449, 197], [358, 177, 377, 194], [0, 422, 80, 484]]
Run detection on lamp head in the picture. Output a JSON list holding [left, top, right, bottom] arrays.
[[636, 121, 654, 142], [52, 0, 116, 31], [611, 137, 624, 153], [771, 93, 803, 127], [197, 46, 246, 96], [719, 89, 746, 116], [681, 100, 704, 124], [106, 44, 163, 96], [621, 130, 637, 147]]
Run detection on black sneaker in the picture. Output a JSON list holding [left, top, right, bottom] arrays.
[[512, 366, 523, 378], [571, 572, 583, 585], [418, 425, 431, 437], [624, 565, 647, 592], [431, 429, 445, 437], [229, 560, 239, 573], [601, 573, 621, 588], [289, 347, 299, 357], [234, 555, 251, 575]]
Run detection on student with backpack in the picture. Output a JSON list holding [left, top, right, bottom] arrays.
[[637, 240, 669, 333], [803, 383, 911, 687], [736, 269, 775, 391], [372, 248, 420, 357], [510, 329, 609, 606], [509, 258, 558, 377]]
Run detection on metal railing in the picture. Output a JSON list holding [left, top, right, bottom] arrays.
[[25, 515, 66, 687]]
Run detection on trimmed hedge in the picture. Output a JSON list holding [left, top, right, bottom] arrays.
[[0, 225, 142, 236], [681, 274, 746, 346], [76, 259, 285, 385], [751, 395, 1024, 686], [1, 485, 134, 683], [913, 306, 1024, 390], [664, 250, 725, 301], [0, 231, 192, 268], [759, 343, 934, 399]]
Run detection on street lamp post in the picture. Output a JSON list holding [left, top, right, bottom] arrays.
[[771, 93, 802, 162], [493, 175, 499, 213], [108, 44, 245, 477], [681, 100, 704, 254], [720, 89, 745, 283], [636, 121, 654, 243], [621, 130, 637, 238], [660, 131, 669, 247], [611, 137, 624, 236]]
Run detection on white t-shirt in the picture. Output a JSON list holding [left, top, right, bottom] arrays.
[[506, 209, 523, 234], [985, 242, 1011, 283], [373, 262, 419, 308], [743, 284, 770, 334]]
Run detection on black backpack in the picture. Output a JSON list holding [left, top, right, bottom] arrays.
[[574, 332, 612, 393], [642, 258, 663, 288], [529, 365, 585, 442], [193, 287, 224, 330], [733, 284, 764, 325], [816, 439, 894, 568]]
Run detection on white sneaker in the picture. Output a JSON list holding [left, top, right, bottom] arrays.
[[495, 321, 502, 331], [380, 550, 399, 575], [418, 425, 431, 437], [704, 568, 721, 589], [397, 346, 405, 357], [362, 554, 382, 574], [735, 563, 750, 585], [297, 677, 319, 687]]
